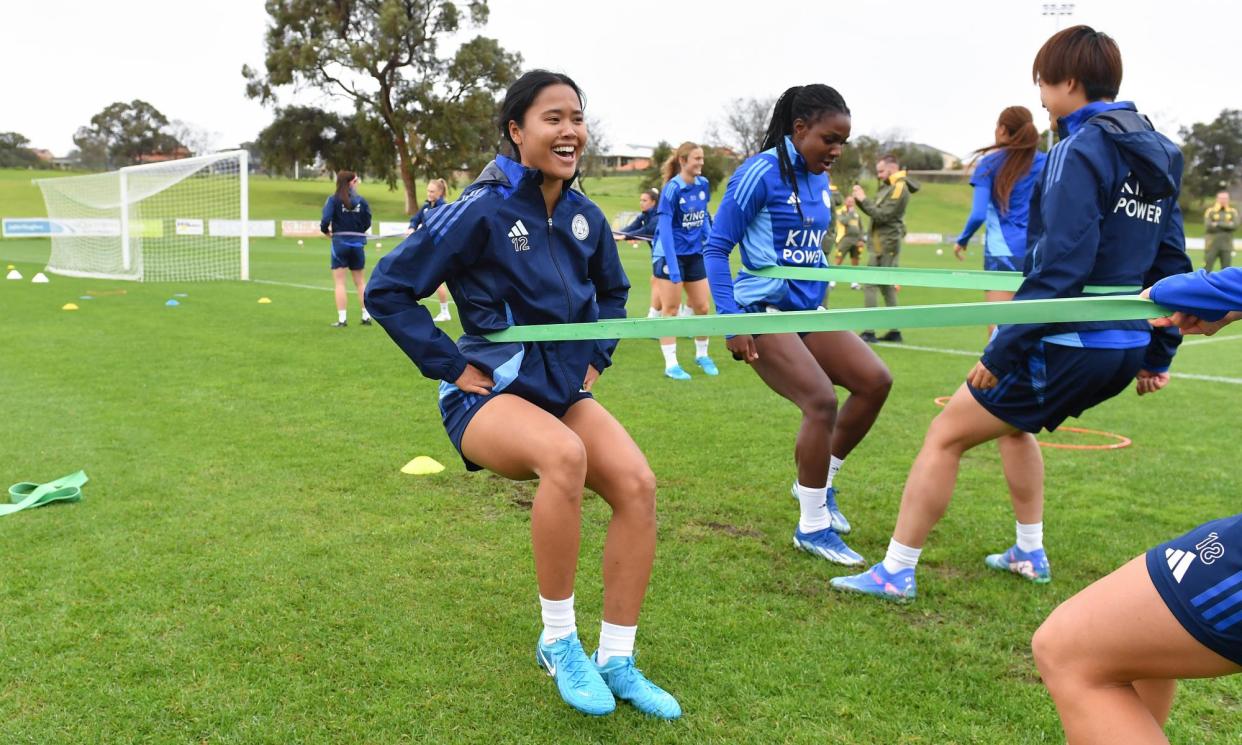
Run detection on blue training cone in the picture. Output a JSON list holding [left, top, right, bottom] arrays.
[[165, 299, 180, 307]]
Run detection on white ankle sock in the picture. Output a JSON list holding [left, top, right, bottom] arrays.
[[695, 338, 709, 358], [661, 343, 679, 369], [826, 456, 845, 488], [337, 309, 347, 323], [361, 309, 372, 321], [1016, 521, 1044, 552], [647, 306, 660, 318], [540, 594, 576, 643], [881, 538, 922, 574], [596, 621, 637, 664], [795, 482, 831, 533]]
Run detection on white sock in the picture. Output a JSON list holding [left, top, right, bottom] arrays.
[[661, 343, 679, 369], [881, 538, 922, 574], [540, 594, 576, 644], [647, 306, 659, 318], [1016, 521, 1044, 553], [795, 482, 831, 533], [695, 338, 709, 358], [361, 308, 372, 321], [678, 303, 689, 316], [826, 456, 845, 489], [337, 309, 347, 323], [596, 620, 637, 664]]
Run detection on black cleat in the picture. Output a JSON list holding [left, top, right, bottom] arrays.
[[859, 331, 878, 343], [880, 331, 903, 343], [331, 320, 347, 328], [361, 318, 373, 326]]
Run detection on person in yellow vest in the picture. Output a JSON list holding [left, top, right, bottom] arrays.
[[1203, 190, 1238, 272], [853, 154, 919, 342], [831, 194, 866, 289]]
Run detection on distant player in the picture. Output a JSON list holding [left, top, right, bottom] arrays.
[[703, 84, 892, 567], [832, 25, 1193, 603], [614, 188, 662, 317], [653, 142, 716, 379], [406, 178, 453, 322], [953, 106, 1047, 333], [366, 70, 679, 719], [1031, 265, 1242, 743], [319, 170, 373, 327]]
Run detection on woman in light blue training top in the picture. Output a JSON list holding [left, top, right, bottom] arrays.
[[953, 106, 1047, 331]]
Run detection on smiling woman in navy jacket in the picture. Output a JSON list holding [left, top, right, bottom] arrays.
[[366, 70, 680, 720]]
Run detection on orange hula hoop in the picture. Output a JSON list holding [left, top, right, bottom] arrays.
[[931, 397, 1131, 450]]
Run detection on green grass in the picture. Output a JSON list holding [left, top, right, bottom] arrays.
[[2, 170, 1241, 743]]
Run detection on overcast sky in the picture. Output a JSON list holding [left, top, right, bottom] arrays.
[[6, 0, 1238, 162]]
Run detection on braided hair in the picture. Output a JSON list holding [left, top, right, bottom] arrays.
[[759, 85, 850, 225]]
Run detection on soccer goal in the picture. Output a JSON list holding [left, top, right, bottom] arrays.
[[35, 150, 249, 282]]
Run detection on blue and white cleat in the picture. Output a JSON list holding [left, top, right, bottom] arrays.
[[829, 562, 917, 603], [595, 653, 682, 720], [789, 483, 852, 535], [793, 525, 865, 566], [985, 544, 1052, 583], [664, 365, 692, 381], [536, 632, 616, 716], [695, 356, 719, 376]]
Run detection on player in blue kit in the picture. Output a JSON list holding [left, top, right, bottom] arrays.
[[614, 188, 663, 318], [1032, 269, 1242, 743], [953, 106, 1047, 333], [365, 70, 680, 720], [653, 142, 716, 379], [832, 26, 1194, 603], [405, 178, 453, 322], [703, 84, 892, 566], [320, 169, 373, 327]]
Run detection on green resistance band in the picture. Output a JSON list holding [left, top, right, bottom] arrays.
[[485, 296, 1168, 343], [3, 470, 87, 517], [749, 265, 1140, 294]]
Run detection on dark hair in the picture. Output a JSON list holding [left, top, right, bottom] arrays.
[[971, 106, 1039, 214], [335, 170, 357, 209], [878, 153, 900, 166], [498, 70, 585, 160], [1032, 25, 1122, 101], [642, 187, 659, 202], [760, 84, 850, 224]]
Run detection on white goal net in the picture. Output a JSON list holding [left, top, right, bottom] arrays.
[[35, 150, 249, 282]]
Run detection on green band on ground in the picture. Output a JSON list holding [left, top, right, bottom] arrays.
[[749, 265, 1140, 294], [485, 297, 1168, 342], [3, 470, 87, 517]]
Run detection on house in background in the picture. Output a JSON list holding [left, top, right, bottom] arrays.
[[601, 144, 654, 172]]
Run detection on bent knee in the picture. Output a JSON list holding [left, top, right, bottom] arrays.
[[535, 436, 588, 487], [802, 390, 839, 421]]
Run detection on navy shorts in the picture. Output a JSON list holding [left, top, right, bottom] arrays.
[[652, 252, 707, 282], [438, 384, 593, 471], [970, 342, 1144, 433], [1146, 513, 1242, 666], [331, 243, 366, 270], [984, 253, 1021, 272]]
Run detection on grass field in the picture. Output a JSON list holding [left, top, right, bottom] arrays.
[[1, 169, 1240, 743]]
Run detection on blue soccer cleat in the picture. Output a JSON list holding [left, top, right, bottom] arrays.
[[985, 544, 1052, 583], [789, 483, 852, 535], [695, 356, 719, 376], [664, 365, 691, 381], [829, 562, 917, 603], [536, 631, 616, 716], [595, 653, 682, 720], [793, 525, 865, 566]]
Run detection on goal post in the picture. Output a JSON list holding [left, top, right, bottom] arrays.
[[35, 150, 250, 282]]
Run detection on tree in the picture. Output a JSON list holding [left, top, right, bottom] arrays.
[[73, 100, 184, 169], [257, 105, 345, 175], [1180, 109, 1242, 200], [243, 0, 522, 213], [169, 120, 219, 157], [0, 132, 42, 168], [641, 141, 673, 191], [712, 96, 775, 158], [580, 114, 609, 178]]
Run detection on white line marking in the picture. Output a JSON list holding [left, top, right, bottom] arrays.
[[1182, 334, 1242, 347], [251, 279, 333, 292], [871, 341, 1242, 385]]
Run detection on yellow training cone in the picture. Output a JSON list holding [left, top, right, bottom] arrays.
[[258, 297, 272, 304], [401, 456, 445, 475], [62, 303, 79, 311]]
